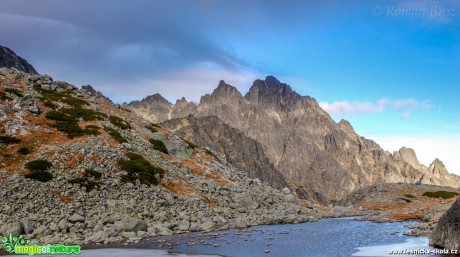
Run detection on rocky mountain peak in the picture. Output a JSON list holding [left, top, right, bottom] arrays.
[[429, 158, 449, 176], [0, 46, 37, 74], [338, 119, 355, 134], [143, 93, 171, 105], [399, 147, 421, 169], [200, 80, 243, 104], [81, 85, 112, 103], [244, 76, 301, 109], [175, 97, 188, 105]]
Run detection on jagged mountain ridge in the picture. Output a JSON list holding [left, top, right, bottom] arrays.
[[0, 46, 37, 74], [130, 76, 460, 202]]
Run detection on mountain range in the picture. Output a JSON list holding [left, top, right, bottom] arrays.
[[129, 77, 460, 202]]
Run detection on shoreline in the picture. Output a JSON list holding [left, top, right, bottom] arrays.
[[0, 215, 429, 256]]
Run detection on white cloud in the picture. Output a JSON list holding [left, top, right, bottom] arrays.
[[319, 99, 387, 116], [319, 98, 434, 120], [370, 134, 460, 175], [96, 62, 260, 103]]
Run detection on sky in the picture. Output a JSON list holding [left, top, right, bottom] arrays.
[[1, 0, 459, 174]]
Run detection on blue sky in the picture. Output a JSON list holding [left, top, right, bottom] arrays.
[[1, 0, 459, 173]]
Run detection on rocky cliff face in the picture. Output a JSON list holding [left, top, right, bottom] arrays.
[[161, 115, 290, 192], [130, 76, 460, 202], [431, 197, 460, 251], [0, 46, 37, 74]]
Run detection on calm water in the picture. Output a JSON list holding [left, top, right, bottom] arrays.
[[3, 218, 447, 257]]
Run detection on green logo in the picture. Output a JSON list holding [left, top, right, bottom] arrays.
[[1, 233, 81, 255], [1, 233, 30, 253]]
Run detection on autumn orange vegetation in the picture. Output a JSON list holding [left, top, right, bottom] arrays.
[[357, 186, 459, 221]]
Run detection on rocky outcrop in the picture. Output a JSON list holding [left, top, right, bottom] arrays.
[[0, 46, 37, 74], [431, 197, 460, 251], [398, 147, 422, 170], [130, 76, 460, 202], [81, 85, 112, 103], [161, 115, 290, 191]]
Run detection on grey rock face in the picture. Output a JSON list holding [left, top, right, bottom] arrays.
[[161, 115, 289, 190], [431, 197, 460, 251], [131, 76, 460, 202], [0, 46, 37, 74], [399, 147, 422, 169]]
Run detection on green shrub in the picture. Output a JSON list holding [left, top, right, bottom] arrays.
[[46, 111, 73, 121], [149, 139, 168, 154], [46, 109, 104, 138], [61, 96, 88, 107], [61, 107, 107, 121], [104, 126, 127, 143], [83, 125, 101, 136], [109, 116, 131, 130], [43, 100, 57, 109], [17, 146, 32, 155], [24, 170, 53, 182], [5, 88, 23, 97], [24, 159, 53, 182], [423, 191, 459, 199], [404, 194, 416, 199], [118, 152, 164, 186], [50, 120, 85, 138], [0, 135, 21, 145], [83, 169, 102, 179], [34, 85, 72, 102], [25, 159, 53, 171]]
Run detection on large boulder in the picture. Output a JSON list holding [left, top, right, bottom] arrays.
[[233, 193, 260, 210], [431, 197, 460, 251], [113, 216, 147, 233]]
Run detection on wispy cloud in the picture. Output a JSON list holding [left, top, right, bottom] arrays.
[[96, 62, 260, 103], [319, 98, 434, 120]]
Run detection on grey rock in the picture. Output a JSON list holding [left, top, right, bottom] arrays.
[[234, 193, 260, 209], [431, 198, 460, 251], [424, 203, 452, 222], [332, 206, 348, 214], [88, 230, 107, 243], [20, 218, 35, 234], [114, 217, 147, 233], [0, 46, 37, 74], [281, 187, 291, 195], [120, 231, 136, 239], [58, 219, 68, 232], [0, 222, 23, 236], [68, 214, 86, 223], [200, 221, 215, 231], [284, 194, 296, 203]]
